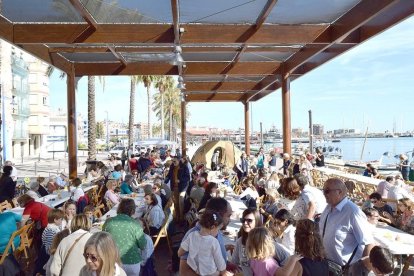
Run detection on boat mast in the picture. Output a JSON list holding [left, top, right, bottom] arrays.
[[308, 110, 313, 154], [360, 126, 369, 162]]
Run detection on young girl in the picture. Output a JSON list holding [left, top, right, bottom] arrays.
[[80, 231, 127, 276], [246, 227, 279, 276], [178, 210, 227, 276], [62, 200, 77, 230]]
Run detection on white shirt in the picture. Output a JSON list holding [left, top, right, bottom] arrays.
[[388, 185, 414, 210], [145, 205, 165, 229], [276, 224, 295, 255], [72, 187, 85, 202], [11, 166, 18, 181], [238, 187, 259, 200], [302, 185, 327, 215], [180, 231, 226, 276]]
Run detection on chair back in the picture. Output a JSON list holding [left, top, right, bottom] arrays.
[[0, 222, 35, 265], [0, 200, 13, 212]]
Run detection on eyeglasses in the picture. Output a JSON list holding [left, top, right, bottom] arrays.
[[240, 218, 254, 224], [83, 253, 99, 263], [323, 188, 341, 195]]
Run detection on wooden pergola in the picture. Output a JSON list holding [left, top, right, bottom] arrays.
[[1, 0, 413, 178]]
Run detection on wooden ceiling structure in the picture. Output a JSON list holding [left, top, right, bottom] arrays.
[[1, 0, 413, 177]]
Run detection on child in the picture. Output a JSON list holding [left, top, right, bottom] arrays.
[[246, 227, 279, 276], [349, 246, 394, 275], [83, 205, 97, 224], [44, 229, 70, 276], [35, 209, 65, 275], [178, 210, 227, 276]]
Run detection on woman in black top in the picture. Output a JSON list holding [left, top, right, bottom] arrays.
[[0, 166, 16, 203], [197, 182, 217, 211], [276, 219, 329, 276]]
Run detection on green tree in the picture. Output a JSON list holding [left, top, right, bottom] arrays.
[[154, 76, 174, 139], [96, 121, 105, 139], [135, 75, 159, 138]]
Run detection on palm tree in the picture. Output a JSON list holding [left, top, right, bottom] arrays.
[[154, 76, 174, 139], [87, 76, 96, 160], [135, 75, 159, 138], [128, 76, 140, 148]]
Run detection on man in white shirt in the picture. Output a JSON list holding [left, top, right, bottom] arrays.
[[295, 174, 327, 220], [376, 176, 394, 198]]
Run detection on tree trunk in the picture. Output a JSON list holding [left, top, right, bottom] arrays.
[[87, 76, 96, 160], [128, 79, 136, 148], [169, 107, 173, 141], [161, 90, 164, 139], [147, 86, 151, 138]]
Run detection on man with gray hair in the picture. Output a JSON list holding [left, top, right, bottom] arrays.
[[319, 178, 374, 272]]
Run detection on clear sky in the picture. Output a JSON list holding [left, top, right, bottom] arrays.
[[49, 15, 414, 133]]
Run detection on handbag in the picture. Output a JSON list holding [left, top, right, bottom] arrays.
[[322, 213, 359, 276], [59, 232, 88, 276]]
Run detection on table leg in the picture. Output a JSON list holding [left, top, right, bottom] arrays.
[[397, 255, 403, 276]]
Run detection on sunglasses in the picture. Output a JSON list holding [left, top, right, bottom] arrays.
[[83, 253, 99, 263], [323, 188, 341, 195], [240, 218, 254, 224]]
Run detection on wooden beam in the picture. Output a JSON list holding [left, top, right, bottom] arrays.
[[185, 81, 278, 92], [245, 76, 279, 102], [181, 101, 187, 156], [11, 24, 325, 44], [68, 0, 98, 43], [281, 72, 291, 155], [186, 93, 246, 102], [256, 0, 278, 28], [67, 66, 78, 179], [19, 44, 71, 73], [0, 14, 13, 42], [171, 0, 180, 44], [284, 0, 398, 74]]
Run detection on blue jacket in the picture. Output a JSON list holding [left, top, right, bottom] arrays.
[[138, 158, 152, 173], [165, 162, 190, 192]]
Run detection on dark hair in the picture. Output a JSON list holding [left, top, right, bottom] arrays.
[[117, 198, 136, 216], [369, 192, 382, 201], [64, 199, 76, 210], [385, 176, 394, 182], [199, 210, 223, 229], [363, 207, 379, 217], [47, 209, 65, 223], [239, 208, 262, 245], [2, 166, 13, 177], [201, 172, 208, 179], [131, 154, 135, 158], [294, 174, 309, 189], [274, 209, 294, 225], [146, 193, 158, 207], [279, 177, 301, 200], [205, 198, 229, 218], [295, 219, 325, 261], [369, 246, 394, 274], [205, 182, 217, 194], [17, 194, 35, 207], [114, 164, 122, 172], [72, 178, 82, 187], [344, 180, 356, 194]]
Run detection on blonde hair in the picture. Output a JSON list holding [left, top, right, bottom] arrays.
[[245, 227, 275, 260], [70, 214, 91, 232], [84, 232, 121, 275], [106, 180, 117, 190]]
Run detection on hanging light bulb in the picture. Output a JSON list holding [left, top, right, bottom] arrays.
[[169, 45, 184, 66], [177, 81, 186, 90], [178, 76, 184, 82]]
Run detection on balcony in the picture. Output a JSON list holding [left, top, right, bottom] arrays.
[[12, 106, 30, 117]]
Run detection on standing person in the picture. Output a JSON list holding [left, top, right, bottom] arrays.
[[280, 153, 291, 176], [319, 178, 374, 270], [211, 150, 219, 171], [128, 154, 138, 173], [120, 149, 127, 169], [376, 176, 394, 198], [165, 156, 189, 222], [399, 154, 410, 181], [246, 227, 279, 276], [236, 152, 249, 181], [50, 215, 93, 276], [268, 150, 277, 173], [178, 210, 227, 276], [103, 198, 146, 276], [80, 232, 127, 276], [257, 147, 265, 170], [315, 149, 325, 167], [294, 175, 327, 220], [0, 165, 16, 204], [232, 208, 263, 276], [4, 161, 18, 181]]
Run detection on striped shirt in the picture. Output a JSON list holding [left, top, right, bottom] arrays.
[[42, 224, 61, 254]]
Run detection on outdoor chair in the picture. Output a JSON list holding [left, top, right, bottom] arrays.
[[153, 202, 174, 255], [0, 222, 35, 265], [0, 200, 13, 212], [93, 204, 105, 218]]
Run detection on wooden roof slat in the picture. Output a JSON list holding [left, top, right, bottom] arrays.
[[0, 14, 13, 42], [19, 44, 71, 73], [185, 81, 279, 92], [256, 0, 279, 28], [285, 0, 398, 74]]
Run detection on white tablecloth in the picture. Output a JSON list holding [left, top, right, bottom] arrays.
[[222, 197, 246, 246], [99, 194, 146, 222], [372, 223, 414, 255]]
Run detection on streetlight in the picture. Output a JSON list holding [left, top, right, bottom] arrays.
[[105, 110, 109, 151]]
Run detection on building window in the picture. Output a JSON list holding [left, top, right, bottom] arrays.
[[43, 97, 47, 105]]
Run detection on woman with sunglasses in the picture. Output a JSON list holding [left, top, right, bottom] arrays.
[[232, 208, 262, 276], [80, 231, 126, 276]]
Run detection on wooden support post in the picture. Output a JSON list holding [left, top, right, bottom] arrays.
[[244, 102, 250, 156], [67, 69, 78, 179], [181, 100, 187, 157], [282, 73, 291, 155]]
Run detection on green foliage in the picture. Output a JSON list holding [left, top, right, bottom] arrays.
[[96, 121, 105, 139]]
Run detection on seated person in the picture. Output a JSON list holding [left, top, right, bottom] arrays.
[[143, 193, 165, 235], [110, 164, 123, 181], [369, 192, 393, 217], [198, 182, 218, 211], [363, 207, 380, 227], [120, 174, 134, 195], [104, 180, 120, 205], [348, 246, 394, 276]]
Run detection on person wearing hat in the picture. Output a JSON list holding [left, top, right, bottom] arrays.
[[211, 150, 219, 171]]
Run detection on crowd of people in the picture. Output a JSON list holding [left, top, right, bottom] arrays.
[[0, 145, 413, 276]]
